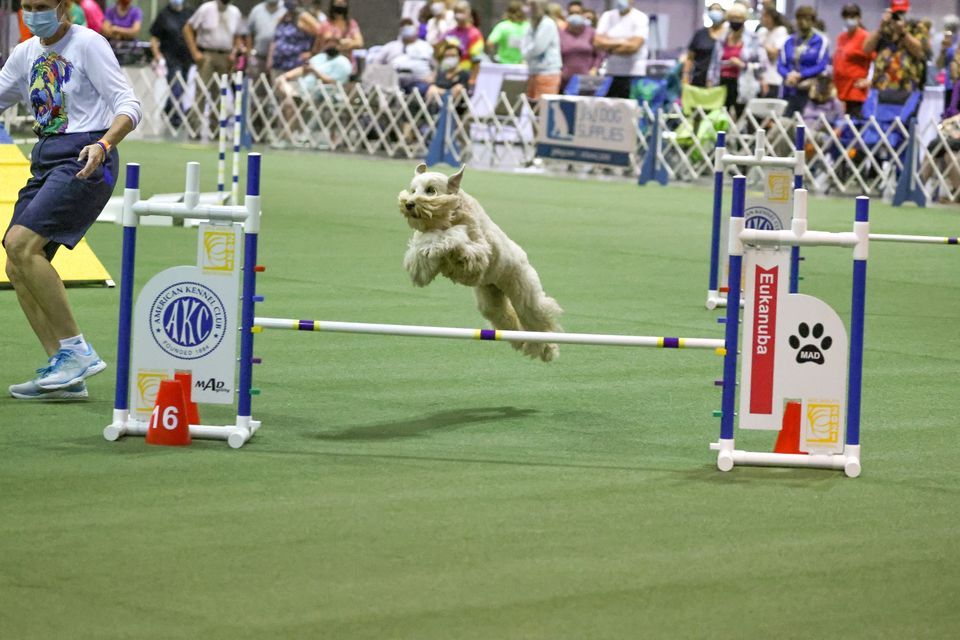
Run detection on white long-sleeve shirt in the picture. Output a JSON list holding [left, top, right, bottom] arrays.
[[0, 25, 141, 136]]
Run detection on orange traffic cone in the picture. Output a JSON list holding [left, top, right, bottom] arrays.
[[774, 401, 802, 454], [145, 379, 192, 446], [173, 371, 201, 426]]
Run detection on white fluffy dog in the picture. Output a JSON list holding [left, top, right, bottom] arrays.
[[397, 164, 563, 362]]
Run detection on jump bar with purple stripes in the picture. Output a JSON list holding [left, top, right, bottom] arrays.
[[253, 318, 726, 351]]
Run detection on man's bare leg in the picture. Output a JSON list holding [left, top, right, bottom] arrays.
[[4, 225, 81, 345], [5, 263, 61, 357]]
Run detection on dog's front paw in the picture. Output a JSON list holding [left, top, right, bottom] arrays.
[[404, 248, 439, 287], [523, 342, 559, 363], [456, 244, 490, 274]]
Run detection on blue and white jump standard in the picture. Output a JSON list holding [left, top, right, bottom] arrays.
[[712, 176, 869, 477], [104, 154, 262, 448], [706, 127, 805, 309]]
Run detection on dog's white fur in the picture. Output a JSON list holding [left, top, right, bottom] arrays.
[[397, 164, 563, 362]]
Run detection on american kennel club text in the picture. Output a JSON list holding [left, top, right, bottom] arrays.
[[150, 282, 227, 360]]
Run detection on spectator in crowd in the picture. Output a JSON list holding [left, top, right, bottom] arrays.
[[278, 31, 351, 94], [559, 7, 599, 91], [246, 0, 287, 82], [184, 0, 245, 79], [275, 31, 351, 137], [150, 0, 194, 129], [372, 18, 435, 93], [756, 6, 790, 98], [324, 0, 363, 73], [102, 0, 143, 64], [938, 15, 960, 111], [79, 0, 105, 32], [864, 0, 930, 93], [684, 3, 725, 88], [184, 0, 245, 134], [594, 0, 649, 99], [486, 1, 529, 65], [523, 0, 562, 100], [65, 0, 86, 26], [566, 1, 583, 20], [426, 0, 456, 45], [546, 3, 566, 31], [833, 4, 872, 118], [778, 5, 829, 116], [582, 8, 597, 29], [416, 4, 432, 41], [426, 38, 471, 102], [707, 3, 760, 117], [269, 1, 323, 77], [306, 0, 327, 23], [802, 74, 844, 142], [444, 1, 485, 90]]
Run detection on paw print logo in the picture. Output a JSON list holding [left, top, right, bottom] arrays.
[[788, 322, 832, 365]]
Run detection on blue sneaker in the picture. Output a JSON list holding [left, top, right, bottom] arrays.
[[35, 347, 107, 390], [9, 378, 88, 400]]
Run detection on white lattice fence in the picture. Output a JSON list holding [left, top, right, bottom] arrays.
[[5, 65, 958, 202]]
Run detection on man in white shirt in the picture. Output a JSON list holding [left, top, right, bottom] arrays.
[[245, 0, 286, 81], [372, 18, 435, 93], [183, 0, 245, 83], [183, 0, 245, 135], [594, 0, 649, 99]]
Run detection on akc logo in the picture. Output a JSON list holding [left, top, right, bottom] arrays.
[[150, 282, 227, 360], [745, 205, 783, 231]]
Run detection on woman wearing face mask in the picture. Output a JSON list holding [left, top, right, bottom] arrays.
[[0, 0, 141, 399], [706, 3, 760, 118], [777, 5, 830, 117], [833, 4, 873, 118], [321, 0, 363, 73], [683, 3, 725, 88], [425, 0, 456, 46], [425, 39, 471, 104], [102, 0, 142, 64], [559, 8, 600, 91], [523, 0, 562, 100]]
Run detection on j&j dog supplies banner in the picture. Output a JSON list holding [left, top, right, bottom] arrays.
[[536, 95, 639, 167]]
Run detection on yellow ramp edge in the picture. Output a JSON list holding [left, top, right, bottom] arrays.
[[0, 145, 114, 288]]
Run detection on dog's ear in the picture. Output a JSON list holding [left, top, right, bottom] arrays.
[[415, 163, 428, 175], [447, 165, 466, 193]]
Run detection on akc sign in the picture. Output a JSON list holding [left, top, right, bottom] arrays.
[[536, 95, 638, 167]]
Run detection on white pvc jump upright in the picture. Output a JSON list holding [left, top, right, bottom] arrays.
[[712, 178, 869, 477], [104, 155, 262, 448]]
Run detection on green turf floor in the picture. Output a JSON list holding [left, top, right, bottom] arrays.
[[1, 141, 958, 638]]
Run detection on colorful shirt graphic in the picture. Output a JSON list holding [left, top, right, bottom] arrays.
[[30, 52, 73, 135]]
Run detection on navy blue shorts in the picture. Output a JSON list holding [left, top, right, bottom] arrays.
[[4, 131, 119, 261]]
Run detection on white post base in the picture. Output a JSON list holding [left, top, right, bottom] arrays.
[[710, 440, 861, 478], [102, 416, 262, 448], [705, 292, 744, 310], [705, 291, 727, 310]]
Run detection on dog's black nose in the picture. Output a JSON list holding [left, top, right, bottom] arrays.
[[405, 201, 415, 211]]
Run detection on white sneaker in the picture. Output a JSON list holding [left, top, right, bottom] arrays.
[[9, 378, 88, 399], [35, 347, 107, 390]]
